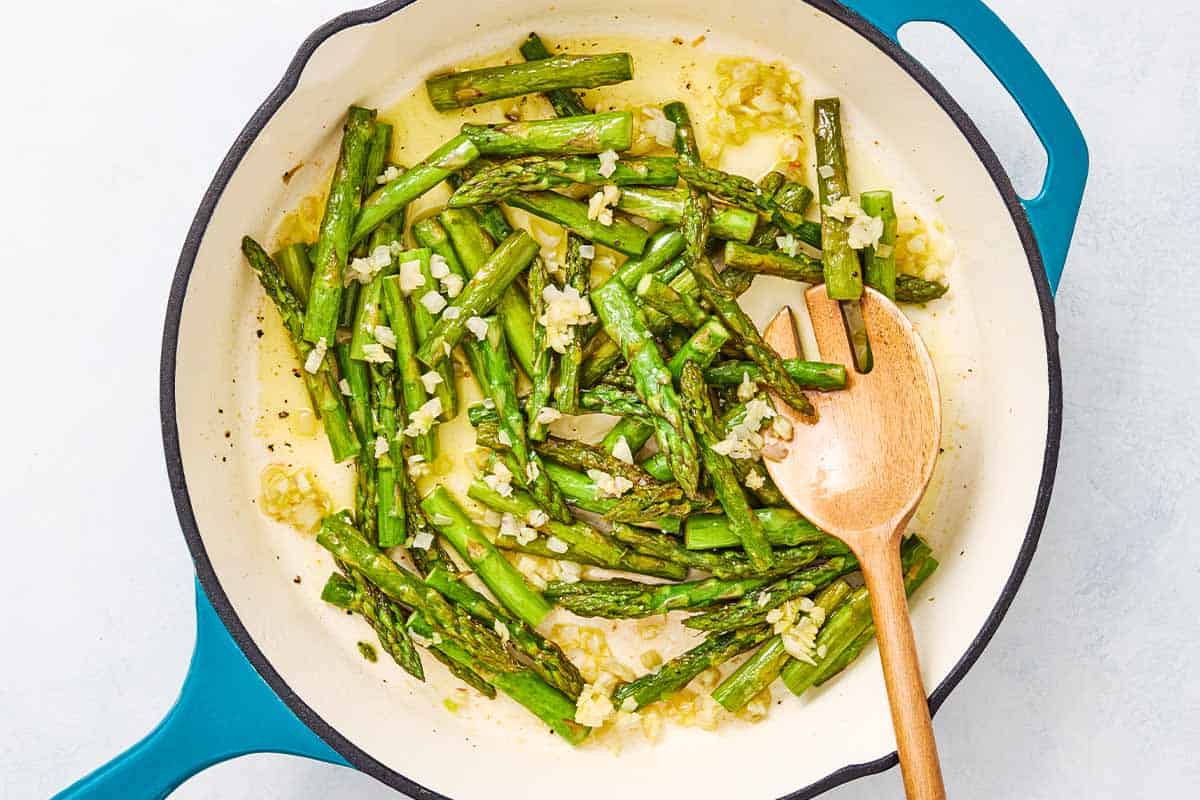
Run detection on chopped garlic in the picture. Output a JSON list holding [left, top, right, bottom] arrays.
[[420, 291, 447, 315], [403, 397, 442, 437], [597, 149, 620, 178], [771, 415, 794, 441], [817, 164, 835, 179], [847, 213, 885, 250], [525, 460, 540, 482], [611, 436, 634, 464], [493, 620, 510, 643], [500, 512, 538, 545], [407, 454, 430, 479], [374, 436, 389, 458], [539, 284, 596, 353], [431, 513, 454, 527], [338, 378, 352, 396], [823, 196, 859, 221], [575, 673, 619, 727], [442, 305, 462, 320], [303, 337, 328, 374], [482, 460, 514, 497], [587, 190, 613, 226], [578, 243, 596, 260], [534, 406, 561, 425], [587, 469, 634, 499], [398, 258, 426, 294], [761, 440, 789, 461], [546, 536, 569, 554], [360, 342, 390, 364], [745, 471, 765, 490], [441, 273, 464, 298], [775, 233, 799, 257], [497, 429, 512, 447], [377, 165, 403, 184], [429, 254, 451, 279], [373, 325, 397, 349], [411, 531, 434, 550], [526, 509, 549, 528], [620, 696, 639, 713], [420, 370, 443, 393], [466, 316, 490, 341], [556, 560, 582, 583], [737, 372, 758, 402]]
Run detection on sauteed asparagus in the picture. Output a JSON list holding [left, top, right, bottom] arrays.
[[244, 33, 950, 744]]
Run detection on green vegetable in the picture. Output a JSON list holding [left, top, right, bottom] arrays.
[[421, 487, 552, 628], [554, 235, 589, 414], [814, 98, 862, 300], [635, 273, 707, 329], [518, 33, 591, 117], [860, 190, 899, 300], [450, 156, 678, 207], [352, 134, 480, 247], [240, 237, 359, 462], [703, 358, 847, 391], [615, 187, 757, 242], [545, 573, 772, 620], [380, 273, 435, 462], [321, 572, 424, 680], [612, 626, 772, 711], [415, 230, 539, 368], [591, 279, 702, 498], [505, 191, 649, 256], [525, 256, 556, 442], [461, 112, 633, 157], [667, 318, 730, 381], [684, 507, 839, 551], [678, 362, 773, 570], [400, 248, 457, 419], [425, 53, 633, 111], [303, 106, 376, 344]]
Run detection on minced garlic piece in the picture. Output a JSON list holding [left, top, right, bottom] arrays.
[[259, 464, 331, 533], [403, 397, 442, 437], [539, 285, 596, 353], [303, 337, 328, 374], [575, 673, 619, 727], [587, 469, 634, 498]]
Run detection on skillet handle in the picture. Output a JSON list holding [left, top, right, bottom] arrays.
[[844, 0, 1089, 294], [52, 580, 346, 799]]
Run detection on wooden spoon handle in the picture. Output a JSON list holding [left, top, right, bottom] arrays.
[[857, 536, 947, 800]]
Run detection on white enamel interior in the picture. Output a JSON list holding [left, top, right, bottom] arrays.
[[172, 1, 1052, 798]]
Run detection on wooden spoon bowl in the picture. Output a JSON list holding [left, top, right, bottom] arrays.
[[763, 286, 945, 800]]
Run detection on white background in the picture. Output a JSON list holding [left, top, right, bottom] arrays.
[[2, 0, 1197, 797]]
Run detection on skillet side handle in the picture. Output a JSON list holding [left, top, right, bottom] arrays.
[[844, 0, 1089, 294], [52, 580, 345, 799]]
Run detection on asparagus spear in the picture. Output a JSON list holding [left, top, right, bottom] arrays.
[[240, 237, 359, 462], [473, 416, 658, 487], [362, 122, 393, 198], [545, 573, 772, 619], [505, 191, 649, 256], [685, 507, 840, 551], [421, 487, 552, 627], [450, 156, 678, 207], [406, 613, 591, 745], [615, 187, 757, 242], [518, 33, 591, 117], [424, 566, 584, 699], [415, 230, 539, 368], [321, 572, 424, 680], [703, 358, 847, 391], [371, 360, 405, 548], [525, 256, 556, 442], [425, 53, 633, 111], [611, 625, 773, 711], [667, 318, 731, 381], [303, 106, 376, 344], [399, 249, 458, 420], [663, 101, 702, 166], [682, 192, 815, 417], [811, 552, 939, 687], [462, 112, 633, 157], [352, 135, 480, 247], [316, 514, 519, 674], [554, 235, 589, 413], [677, 161, 816, 236], [591, 282, 702, 489], [780, 537, 936, 695], [636, 273, 707, 328], [721, 241, 948, 302], [679, 362, 773, 570], [683, 555, 858, 633], [533, 460, 697, 529], [273, 243, 313, 305], [570, 386, 650, 419], [467, 479, 675, 572], [711, 579, 852, 712], [437, 209, 539, 377], [860, 190, 899, 300], [600, 418, 655, 463], [607, 523, 786, 580], [475, 316, 570, 521], [814, 98, 863, 300], [493, 531, 687, 581], [403, 472, 451, 577], [380, 274, 436, 462]]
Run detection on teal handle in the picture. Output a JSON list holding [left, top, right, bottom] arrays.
[[843, 0, 1089, 294], [52, 580, 346, 799]]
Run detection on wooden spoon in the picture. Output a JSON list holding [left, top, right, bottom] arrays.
[[763, 287, 945, 800]]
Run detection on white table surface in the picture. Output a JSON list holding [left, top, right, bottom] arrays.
[[3, 1, 1197, 797]]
